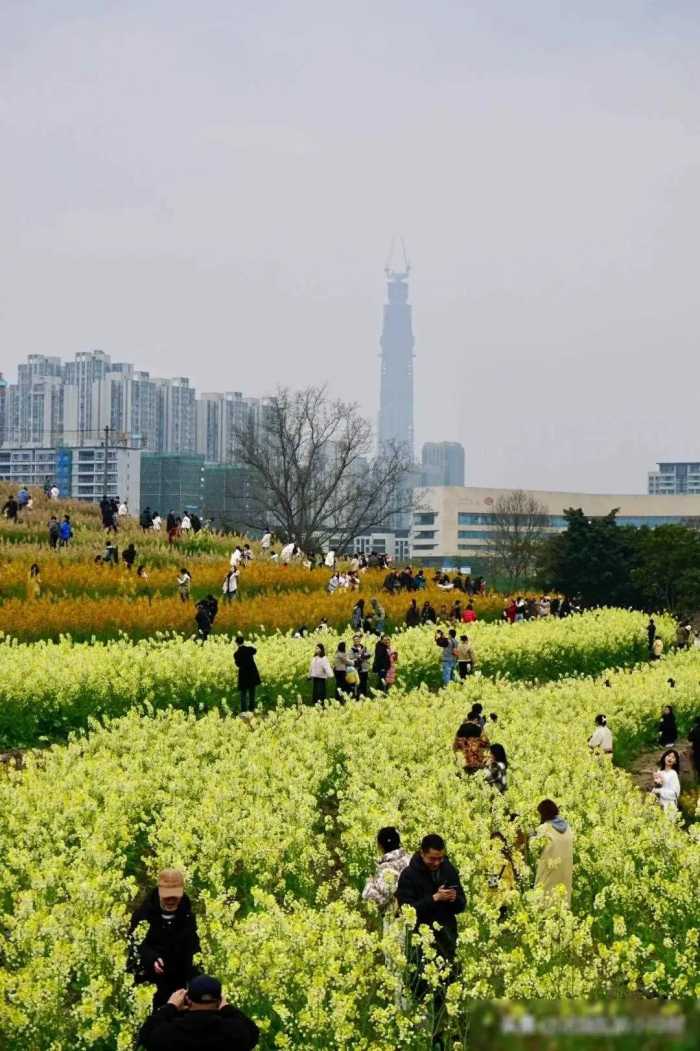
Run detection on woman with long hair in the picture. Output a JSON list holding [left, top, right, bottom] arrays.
[[652, 749, 681, 811], [309, 643, 333, 704]]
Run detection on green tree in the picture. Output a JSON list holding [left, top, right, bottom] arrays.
[[631, 524, 700, 614], [538, 508, 639, 607]]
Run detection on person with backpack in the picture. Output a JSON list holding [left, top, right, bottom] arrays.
[[362, 827, 411, 914]]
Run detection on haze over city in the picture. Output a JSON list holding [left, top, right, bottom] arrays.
[[2, 1, 698, 493]]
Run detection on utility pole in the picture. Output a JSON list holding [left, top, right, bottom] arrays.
[[103, 425, 110, 496]]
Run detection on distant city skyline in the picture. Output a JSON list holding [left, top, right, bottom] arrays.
[[2, 2, 698, 494]]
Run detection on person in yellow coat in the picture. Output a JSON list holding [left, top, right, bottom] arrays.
[[532, 799, 574, 907]]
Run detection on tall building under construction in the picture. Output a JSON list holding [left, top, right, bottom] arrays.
[[378, 253, 415, 458]]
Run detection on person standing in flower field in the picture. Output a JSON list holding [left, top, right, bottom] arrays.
[[652, 749, 681, 811], [372, 634, 391, 692], [350, 633, 371, 697], [658, 704, 677, 747], [128, 868, 201, 1011], [26, 563, 41, 600], [2, 494, 19, 521], [260, 528, 272, 557], [455, 634, 475, 678], [396, 833, 466, 1000], [385, 643, 398, 689], [47, 514, 60, 548], [177, 568, 192, 602], [222, 567, 239, 603], [532, 799, 574, 907], [363, 826, 411, 911], [138, 974, 260, 1051], [58, 514, 73, 547], [309, 642, 334, 703], [234, 635, 261, 714], [588, 714, 613, 755]]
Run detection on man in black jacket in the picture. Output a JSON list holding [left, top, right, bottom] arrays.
[[396, 833, 466, 998], [129, 869, 201, 1009], [138, 975, 259, 1050]]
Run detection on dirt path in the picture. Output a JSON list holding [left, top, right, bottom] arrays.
[[626, 737, 693, 792]]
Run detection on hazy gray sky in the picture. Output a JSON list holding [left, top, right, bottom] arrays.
[[2, 1, 698, 493]]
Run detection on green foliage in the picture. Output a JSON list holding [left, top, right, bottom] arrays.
[[630, 525, 700, 615], [539, 509, 700, 614]]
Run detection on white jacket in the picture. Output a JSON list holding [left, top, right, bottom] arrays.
[[309, 656, 333, 679]]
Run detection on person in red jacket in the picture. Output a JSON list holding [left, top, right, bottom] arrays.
[[461, 603, 477, 624]]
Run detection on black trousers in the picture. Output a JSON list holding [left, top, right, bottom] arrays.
[[240, 686, 256, 712]]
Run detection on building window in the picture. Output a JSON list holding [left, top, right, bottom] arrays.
[[414, 530, 437, 539], [413, 543, 437, 550], [414, 512, 437, 525]]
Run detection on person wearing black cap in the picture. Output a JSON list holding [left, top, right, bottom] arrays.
[[138, 975, 259, 1050]]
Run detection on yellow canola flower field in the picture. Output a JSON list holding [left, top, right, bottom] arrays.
[[0, 609, 673, 749], [0, 648, 698, 1050]]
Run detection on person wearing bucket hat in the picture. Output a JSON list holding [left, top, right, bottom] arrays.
[[128, 869, 201, 1010], [137, 974, 259, 1050]]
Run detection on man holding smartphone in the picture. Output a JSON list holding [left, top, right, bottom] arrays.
[[396, 833, 466, 998]]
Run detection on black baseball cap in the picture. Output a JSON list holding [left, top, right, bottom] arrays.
[[188, 975, 222, 1003]]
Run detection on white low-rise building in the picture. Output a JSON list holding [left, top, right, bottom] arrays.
[[410, 486, 700, 568]]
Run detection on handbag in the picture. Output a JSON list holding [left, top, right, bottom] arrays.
[[345, 666, 359, 686]]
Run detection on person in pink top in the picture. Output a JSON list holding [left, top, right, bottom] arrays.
[[462, 603, 477, 624]]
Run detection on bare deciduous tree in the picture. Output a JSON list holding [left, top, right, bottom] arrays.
[[234, 386, 414, 553], [485, 489, 550, 584]]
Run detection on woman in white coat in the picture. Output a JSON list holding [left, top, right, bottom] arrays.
[[653, 749, 681, 812]]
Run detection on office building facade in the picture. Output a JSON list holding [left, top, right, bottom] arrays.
[[0, 445, 140, 511], [648, 462, 700, 496], [421, 442, 465, 487], [410, 486, 700, 568]]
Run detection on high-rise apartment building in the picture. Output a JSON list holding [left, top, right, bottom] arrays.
[[3, 355, 64, 447], [195, 391, 258, 463], [154, 377, 196, 454], [63, 350, 112, 445], [0, 374, 6, 445], [648, 462, 700, 495], [378, 263, 415, 457], [421, 442, 465, 487]]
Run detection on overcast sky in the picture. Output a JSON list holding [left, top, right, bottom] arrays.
[[1, 1, 698, 493]]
